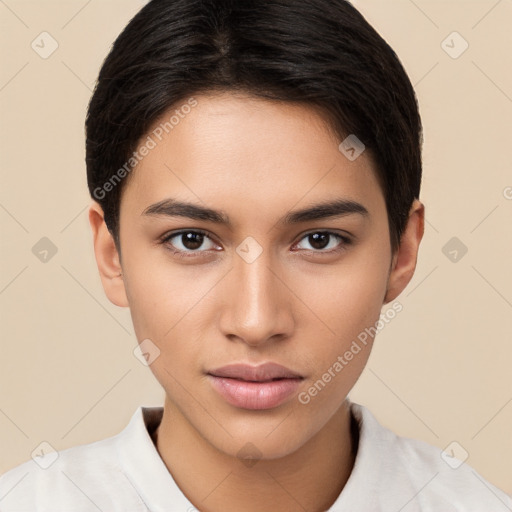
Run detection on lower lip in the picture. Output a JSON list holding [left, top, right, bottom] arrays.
[[207, 375, 302, 410]]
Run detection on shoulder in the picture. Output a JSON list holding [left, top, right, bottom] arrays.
[[393, 432, 511, 509], [348, 402, 512, 511], [0, 410, 148, 512]]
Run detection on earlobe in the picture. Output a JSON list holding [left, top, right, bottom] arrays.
[[88, 201, 129, 308], [384, 199, 425, 304]]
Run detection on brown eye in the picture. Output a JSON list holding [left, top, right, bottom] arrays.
[[308, 233, 330, 250], [179, 232, 205, 250], [295, 231, 352, 253], [161, 230, 218, 254]]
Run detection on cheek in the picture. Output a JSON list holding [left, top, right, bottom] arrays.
[[294, 245, 390, 377], [122, 247, 218, 363], [302, 258, 389, 342], [121, 244, 177, 340], [297, 274, 382, 411], [123, 274, 163, 340]]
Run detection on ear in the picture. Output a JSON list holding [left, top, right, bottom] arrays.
[[88, 201, 129, 308], [384, 199, 425, 304]]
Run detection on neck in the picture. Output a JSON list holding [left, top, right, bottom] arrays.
[[153, 397, 357, 512]]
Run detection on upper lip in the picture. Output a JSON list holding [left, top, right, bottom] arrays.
[[208, 362, 303, 382]]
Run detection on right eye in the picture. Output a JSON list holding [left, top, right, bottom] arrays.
[[159, 229, 221, 257]]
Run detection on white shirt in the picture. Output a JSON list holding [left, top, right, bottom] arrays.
[[0, 401, 510, 511]]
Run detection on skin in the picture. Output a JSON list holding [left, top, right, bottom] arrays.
[[89, 91, 424, 512]]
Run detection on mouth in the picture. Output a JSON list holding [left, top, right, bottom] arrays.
[[216, 377, 292, 382], [206, 362, 304, 410], [207, 362, 304, 382]]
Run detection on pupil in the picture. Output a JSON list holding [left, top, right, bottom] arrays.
[[310, 233, 329, 250], [183, 232, 203, 250]]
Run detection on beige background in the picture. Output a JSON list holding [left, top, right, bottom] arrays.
[[1, 0, 511, 497]]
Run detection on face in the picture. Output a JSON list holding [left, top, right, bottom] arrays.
[[90, 91, 423, 460]]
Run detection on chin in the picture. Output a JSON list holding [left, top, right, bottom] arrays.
[[203, 414, 318, 462]]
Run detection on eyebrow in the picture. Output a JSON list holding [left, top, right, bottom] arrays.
[[141, 197, 369, 226]]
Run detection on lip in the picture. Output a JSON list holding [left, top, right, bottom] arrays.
[[208, 362, 303, 381], [207, 363, 304, 410]]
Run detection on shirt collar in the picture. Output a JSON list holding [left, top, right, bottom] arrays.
[[116, 400, 378, 511], [327, 398, 384, 509], [116, 406, 195, 511]]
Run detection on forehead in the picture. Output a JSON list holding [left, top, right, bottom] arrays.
[[120, 92, 385, 225]]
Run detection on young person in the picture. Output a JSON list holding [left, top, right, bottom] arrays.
[[1, 0, 510, 510]]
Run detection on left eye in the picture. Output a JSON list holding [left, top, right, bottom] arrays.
[[294, 232, 350, 252]]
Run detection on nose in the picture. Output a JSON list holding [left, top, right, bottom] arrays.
[[219, 247, 295, 347]]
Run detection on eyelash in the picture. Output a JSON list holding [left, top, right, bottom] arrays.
[[158, 229, 353, 259]]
